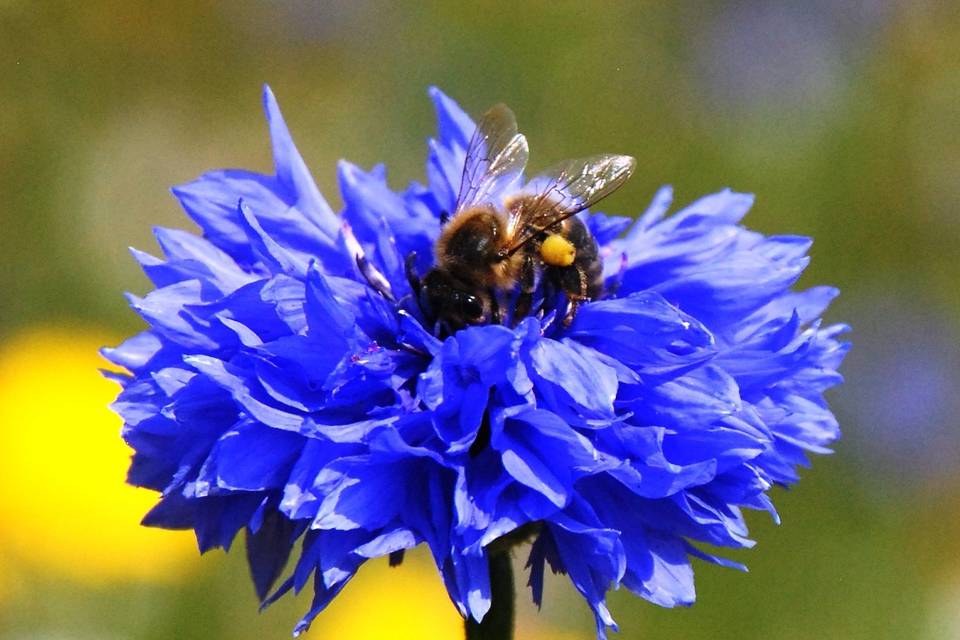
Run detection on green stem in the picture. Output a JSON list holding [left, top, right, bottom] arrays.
[[464, 551, 515, 640]]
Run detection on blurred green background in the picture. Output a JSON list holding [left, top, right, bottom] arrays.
[[1, 1, 959, 638]]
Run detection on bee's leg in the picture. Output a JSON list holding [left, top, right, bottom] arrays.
[[488, 288, 501, 324], [561, 265, 589, 328], [563, 299, 581, 328], [513, 252, 537, 324], [404, 251, 434, 319]]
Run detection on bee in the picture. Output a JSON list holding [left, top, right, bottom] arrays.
[[412, 103, 635, 331]]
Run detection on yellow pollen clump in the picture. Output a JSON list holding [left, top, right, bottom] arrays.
[[540, 234, 576, 267]]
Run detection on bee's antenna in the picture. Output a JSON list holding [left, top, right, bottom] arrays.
[[405, 252, 421, 295], [604, 251, 629, 298], [356, 254, 396, 302]]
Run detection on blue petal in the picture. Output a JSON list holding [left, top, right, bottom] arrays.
[[312, 457, 410, 531], [527, 337, 618, 421], [280, 439, 363, 520], [126, 281, 222, 352], [210, 421, 303, 491], [354, 527, 420, 558], [338, 160, 439, 270], [152, 227, 255, 293], [453, 550, 492, 622], [432, 325, 521, 449], [183, 355, 332, 438], [261, 85, 340, 241], [428, 86, 475, 150], [246, 508, 300, 601], [493, 408, 605, 508], [603, 426, 719, 499], [426, 87, 475, 214], [628, 185, 674, 235], [170, 87, 340, 274], [624, 530, 696, 607], [567, 292, 716, 379], [192, 493, 265, 553], [102, 331, 165, 373], [293, 568, 358, 637], [584, 211, 632, 245], [622, 364, 743, 430], [544, 514, 623, 637], [237, 201, 310, 277]]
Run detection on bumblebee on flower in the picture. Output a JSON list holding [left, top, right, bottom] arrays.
[[106, 85, 848, 639], [407, 102, 634, 331]]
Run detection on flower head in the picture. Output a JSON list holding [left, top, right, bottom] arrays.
[[106, 86, 848, 638]]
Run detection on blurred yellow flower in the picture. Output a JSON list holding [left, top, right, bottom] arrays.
[[309, 549, 464, 640], [0, 555, 19, 605], [308, 550, 584, 640], [0, 327, 194, 583]]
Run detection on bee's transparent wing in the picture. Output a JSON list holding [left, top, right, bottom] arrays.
[[455, 104, 529, 213], [504, 154, 636, 255]]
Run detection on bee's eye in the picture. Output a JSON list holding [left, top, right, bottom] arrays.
[[463, 294, 484, 320]]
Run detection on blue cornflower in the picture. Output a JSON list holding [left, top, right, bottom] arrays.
[[106, 86, 848, 638]]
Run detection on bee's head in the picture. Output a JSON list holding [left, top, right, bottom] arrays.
[[452, 290, 485, 325], [422, 269, 486, 328]]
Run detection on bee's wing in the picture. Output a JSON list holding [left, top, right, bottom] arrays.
[[455, 104, 529, 213], [504, 154, 636, 255]]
